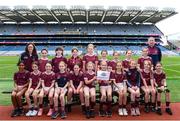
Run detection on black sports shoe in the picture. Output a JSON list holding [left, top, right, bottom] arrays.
[[144, 106, 150, 113], [61, 111, 67, 119], [67, 104, 71, 112], [156, 108, 162, 115], [11, 109, 19, 117], [17, 108, 24, 116], [86, 109, 90, 119], [99, 110, 105, 117], [151, 106, 156, 112], [81, 105, 86, 115], [90, 109, 95, 118], [166, 108, 173, 115], [106, 110, 112, 117], [51, 111, 59, 119]]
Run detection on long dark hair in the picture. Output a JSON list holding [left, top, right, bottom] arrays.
[[55, 46, 64, 56], [25, 43, 37, 56]]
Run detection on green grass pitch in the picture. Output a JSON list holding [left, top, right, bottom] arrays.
[[0, 55, 180, 105]]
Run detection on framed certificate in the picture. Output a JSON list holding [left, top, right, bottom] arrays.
[[97, 70, 110, 81]]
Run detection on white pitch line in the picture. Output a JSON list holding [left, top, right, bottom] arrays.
[[164, 64, 180, 67], [0, 78, 12, 80], [0, 65, 16, 69], [164, 68, 180, 73], [167, 77, 180, 79]]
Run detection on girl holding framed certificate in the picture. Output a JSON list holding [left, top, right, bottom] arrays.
[[97, 61, 112, 117]]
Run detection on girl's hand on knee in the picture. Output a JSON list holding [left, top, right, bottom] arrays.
[[44, 88, 49, 95], [14, 87, 18, 92], [160, 86, 165, 91], [74, 89, 77, 94], [132, 86, 136, 90], [134, 86, 138, 90], [17, 86, 23, 91], [77, 89, 80, 94]]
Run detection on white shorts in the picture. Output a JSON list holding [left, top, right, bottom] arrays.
[[113, 83, 126, 92], [100, 85, 112, 90], [56, 87, 67, 95]]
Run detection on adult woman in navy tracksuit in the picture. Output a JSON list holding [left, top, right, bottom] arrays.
[[147, 37, 162, 67], [18, 43, 38, 72]]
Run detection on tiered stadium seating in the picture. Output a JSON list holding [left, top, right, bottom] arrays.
[[0, 24, 162, 36]]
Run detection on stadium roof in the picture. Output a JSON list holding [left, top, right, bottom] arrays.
[[0, 5, 177, 24]]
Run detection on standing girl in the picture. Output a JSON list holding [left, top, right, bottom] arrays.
[[52, 47, 67, 73], [38, 48, 49, 72], [83, 44, 98, 72], [108, 51, 120, 73], [68, 48, 83, 72], [137, 48, 152, 71], [122, 50, 133, 72]]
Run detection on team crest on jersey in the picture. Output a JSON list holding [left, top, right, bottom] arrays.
[[127, 72, 131, 76], [101, 72, 107, 76], [23, 56, 28, 59]]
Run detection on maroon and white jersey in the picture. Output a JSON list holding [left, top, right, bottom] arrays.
[[38, 58, 49, 72], [141, 70, 152, 86], [83, 54, 98, 64], [138, 57, 152, 70], [122, 59, 131, 69], [111, 71, 127, 83], [69, 72, 84, 88], [153, 71, 166, 87], [52, 56, 67, 73], [108, 60, 117, 71], [68, 56, 83, 71], [41, 71, 55, 87], [14, 71, 29, 86], [84, 72, 96, 88], [29, 71, 41, 89]]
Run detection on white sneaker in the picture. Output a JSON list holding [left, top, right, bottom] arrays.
[[118, 108, 123, 116], [123, 108, 128, 116], [31, 110, 38, 116], [131, 108, 136, 116], [26, 110, 32, 117], [135, 107, 140, 116]]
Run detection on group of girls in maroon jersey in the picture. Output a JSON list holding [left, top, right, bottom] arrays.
[[11, 43, 172, 119]]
